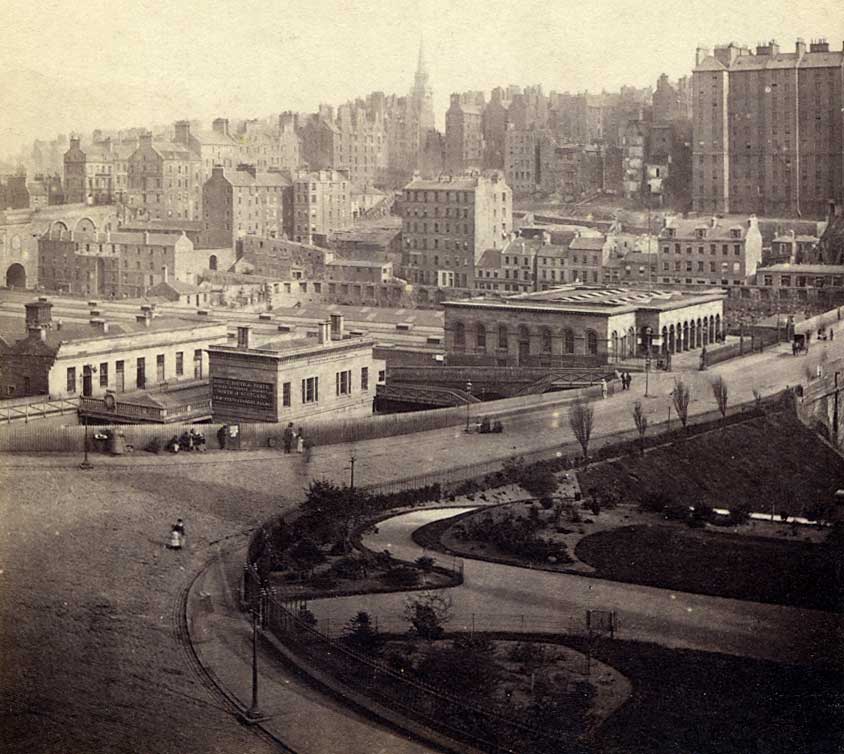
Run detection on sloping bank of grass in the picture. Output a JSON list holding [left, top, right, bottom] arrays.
[[574, 524, 843, 612]]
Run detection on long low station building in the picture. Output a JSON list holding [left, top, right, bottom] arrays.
[[443, 285, 726, 366]]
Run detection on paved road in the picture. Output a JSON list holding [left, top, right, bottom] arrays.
[[309, 508, 844, 666]]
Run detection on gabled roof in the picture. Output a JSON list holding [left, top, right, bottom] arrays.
[[569, 236, 607, 250], [693, 56, 728, 73]]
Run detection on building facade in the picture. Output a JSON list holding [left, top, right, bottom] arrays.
[[38, 228, 194, 298], [126, 132, 203, 222], [657, 214, 763, 287], [400, 172, 512, 289], [445, 93, 485, 173], [291, 169, 352, 244], [692, 39, 844, 217], [0, 299, 227, 399], [208, 320, 385, 424], [443, 285, 726, 367], [201, 165, 289, 249]]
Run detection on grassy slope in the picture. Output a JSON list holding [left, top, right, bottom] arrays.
[[579, 410, 844, 517]]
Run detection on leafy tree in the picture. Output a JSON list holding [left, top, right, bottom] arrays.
[[287, 537, 325, 575], [343, 611, 383, 654], [711, 376, 729, 428], [301, 479, 372, 548], [403, 592, 452, 639], [672, 378, 692, 433], [632, 400, 648, 456], [568, 399, 594, 463], [416, 637, 501, 697]]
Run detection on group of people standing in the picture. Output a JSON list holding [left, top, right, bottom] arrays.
[[282, 422, 313, 461], [619, 371, 633, 391]]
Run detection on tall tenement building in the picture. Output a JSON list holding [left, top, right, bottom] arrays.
[[692, 39, 844, 218], [400, 172, 512, 289]]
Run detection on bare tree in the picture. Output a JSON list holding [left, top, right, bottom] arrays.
[[569, 399, 594, 463], [711, 376, 729, 428], [632, 400, 648, 456], [672, 378, 692, 433]]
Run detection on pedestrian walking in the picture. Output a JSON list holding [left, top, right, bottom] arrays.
[[282, 422, 295, 453], [301, 431, 313, 463], [296, 426, 305, 454], [624, 371, 633, 391], [169, 518, 186, 549], [600, 378, 608, 399]]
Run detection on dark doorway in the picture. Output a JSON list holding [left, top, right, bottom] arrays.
[[6, 263, 26, 288]]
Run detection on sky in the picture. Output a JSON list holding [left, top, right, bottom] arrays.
[[1, 0, 842, 158]]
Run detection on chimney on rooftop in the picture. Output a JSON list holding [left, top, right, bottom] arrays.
[[237, 325, 252, 349], [212, 117, 230, 137], [318, 321, 331, 344], [796, 38, 807, 55], [139, 131, 153, 149], [174, 120, 191, 146], [89, 318, 109, 334], [710, 216, 718, 228], [25, 299, 52, 330], [329, 313, 344, 339], [136, 314, 151, 328]]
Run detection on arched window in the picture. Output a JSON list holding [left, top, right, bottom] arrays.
[[454, 321, 465, 350], [497, 325, 508, 350], [476, 323, 487, 351], [563, 328, 575, 354], [586, 330, 598, 355], [611, 331, 619, 359], [541, 327, 552, 354]]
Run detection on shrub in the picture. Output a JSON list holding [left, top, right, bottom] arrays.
[[404, 592, 452, 639], [309, 572, 337, 590], [640, 490, 673, 513], [330, 556, 368, 580], [414, 555, 435, 572], [384, 565, 420, 587], [663, 504, 691, 521], [687, 517, 706, 529], [343, 611, 383, 655]]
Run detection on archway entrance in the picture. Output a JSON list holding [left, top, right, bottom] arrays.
[[6, 263, 26, 288]]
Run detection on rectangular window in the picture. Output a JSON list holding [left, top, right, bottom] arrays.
[[361, 367, 369, 391], [175, 352, 184, 376], [136, 358, 146, 390], [66, 367, 76, 394], [193, 349, 203, 379], [99, 362, 108, 388], [115, 360, 125, 392], [378, 370, 386, 383], [282, 382, 291, 407], [301, 376, 319, 403], [156, 354, 165, 383], [336, 369, 352, 396]]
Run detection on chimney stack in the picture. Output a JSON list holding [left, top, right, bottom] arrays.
[[135, 314, 151, 328], [237, 326, 252, 349], [318, 321, 331, 344], [89, 318, 109, 334], [174, 120, 191, 146], [329, 313, 344, 339], [25, 299, 53, 330]]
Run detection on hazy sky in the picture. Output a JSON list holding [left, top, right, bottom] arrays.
[[2, 0, 842, 156]]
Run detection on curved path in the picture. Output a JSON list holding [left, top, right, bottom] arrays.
[[310, 508, 844, 667]]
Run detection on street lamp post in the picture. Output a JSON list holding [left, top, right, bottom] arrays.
[[240, 598, 268, 725], [79, 395, 93, 470], [464, 381, 473, 432], [349, 453, 356, 490]]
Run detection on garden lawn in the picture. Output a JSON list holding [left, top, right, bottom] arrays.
[[580, 637, 844, 754], [578, 411, 844, 519], [575, 524, 843, 611]]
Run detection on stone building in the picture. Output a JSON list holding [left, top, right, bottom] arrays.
[[445, 93, 485, 173], [239, 114, 302, 173], [657, 214, 763, 288], [1, 204, 118, 290], [38, 227, 194, 298], [0, 298, 227, 399], [291, 169, 352, 244], [208, 319, 384, 424], [201, 165, 290, 250], [443, 285, 726, 367], [755, 264, 844, 304], [400, 172, 512, 289], [238, 235, 329, 280], [692, 39, 844, 217], [126, 132, 202, 222]]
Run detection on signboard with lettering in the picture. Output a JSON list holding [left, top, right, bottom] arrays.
[[212, 377, 275, 411]]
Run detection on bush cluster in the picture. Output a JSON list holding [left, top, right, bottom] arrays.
[[459, 512, 572, 565]]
